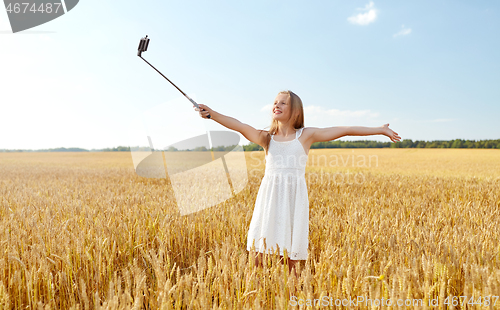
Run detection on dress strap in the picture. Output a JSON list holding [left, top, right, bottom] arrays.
[[296, 127, 304, 139]]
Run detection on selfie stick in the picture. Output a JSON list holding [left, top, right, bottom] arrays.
[[137, 35, 211, 119]]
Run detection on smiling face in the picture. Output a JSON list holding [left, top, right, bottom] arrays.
[[272, 93, 294, 122]]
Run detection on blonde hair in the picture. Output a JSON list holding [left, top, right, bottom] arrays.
[[259, 90, 305, 154]]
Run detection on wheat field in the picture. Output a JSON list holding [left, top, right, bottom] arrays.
[[1, 149, 499, 309]]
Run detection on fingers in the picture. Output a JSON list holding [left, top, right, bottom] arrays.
[[389, 131, 401, 142], [389, 127, 401, 142], [193, 106, 208, 118], [199, 111, 209, 119]]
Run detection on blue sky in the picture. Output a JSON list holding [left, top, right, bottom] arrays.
[[1, 0, 498, 149]]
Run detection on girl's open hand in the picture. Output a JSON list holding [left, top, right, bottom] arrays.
[[193, 103, 213, 119], [382, 123, 401, 143]]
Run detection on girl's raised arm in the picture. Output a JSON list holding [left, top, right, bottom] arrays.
[[310, 123, 401, 143], [194, 103, 268, 147]]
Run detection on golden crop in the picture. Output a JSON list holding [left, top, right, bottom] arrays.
[[0, 149, 499, 309]]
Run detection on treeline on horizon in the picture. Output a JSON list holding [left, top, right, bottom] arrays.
[[244, 138, 500, 151], [0, 146, 132, 153], [2, 138, 499, 152]]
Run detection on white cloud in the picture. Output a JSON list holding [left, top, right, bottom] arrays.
[[348, 1, 378, 26], [356, 1, 375, 11], [401, 118, 458, 123], [305, 105, 380, 118], [427, 118, 456, 123], [393, 24, 412, 38], [261, 104, 272, 112], [303, 105, 383, 134], [261, 104, 380, 119], [258, 104, 381, 129]]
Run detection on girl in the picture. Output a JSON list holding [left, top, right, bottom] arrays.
[[194, 90, 401, 276]]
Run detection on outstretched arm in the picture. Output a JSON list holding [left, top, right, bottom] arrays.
[[194, 103, 268, 147], [311, 123, 401, 143]]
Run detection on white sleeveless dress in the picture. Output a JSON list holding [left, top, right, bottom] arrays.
[[246, 127, 309, 260]]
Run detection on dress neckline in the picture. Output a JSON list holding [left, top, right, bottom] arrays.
[[271, 135, 295, 143], [271, 128, 300, 143]]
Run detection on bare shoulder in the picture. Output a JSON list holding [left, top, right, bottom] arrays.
[[257, 128, 270, 143], [258, 129, 271, 155], [301, 127, 319, 139], [298, 127, 320, 156], [258, 129, 270, 139], [237, 123, 270, 147]]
